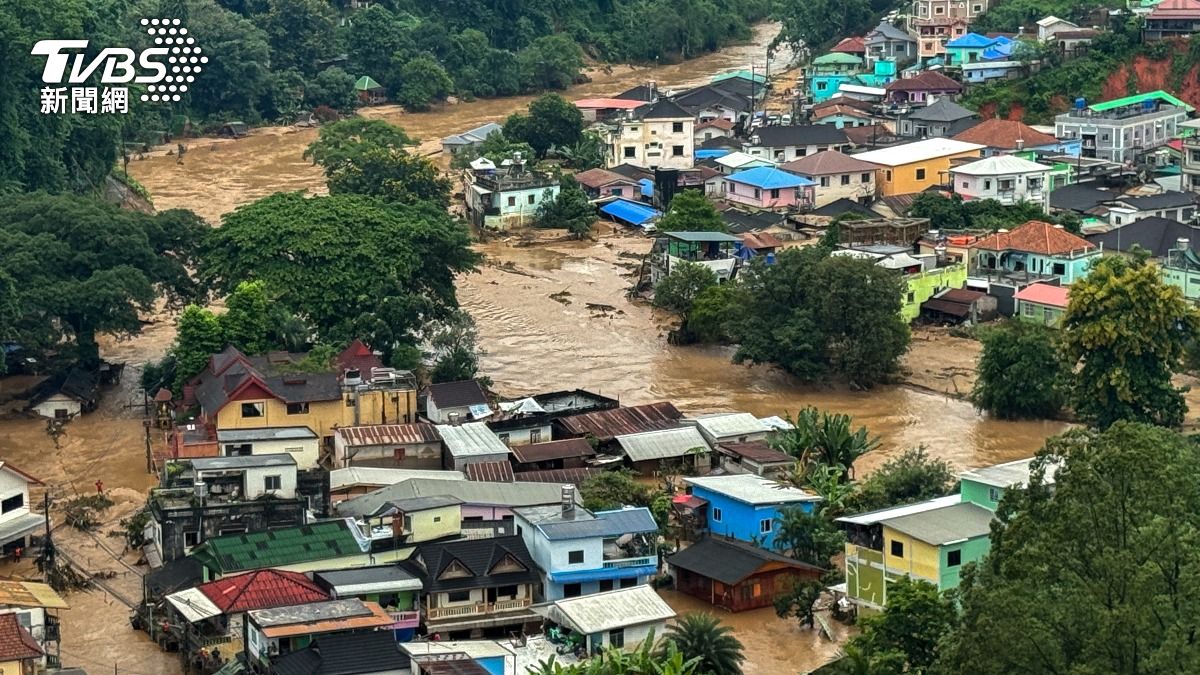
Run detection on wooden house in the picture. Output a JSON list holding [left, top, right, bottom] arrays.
[[667, 536, 823, 612]]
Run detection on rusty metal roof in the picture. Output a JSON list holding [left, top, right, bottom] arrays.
[[509, 439, 596, 464], [464, 461, 515, 483], [337, 423, 441, 447], [512, 467, 601, 486], [0, 581, 68, 609], [556, 402, 683, 441]]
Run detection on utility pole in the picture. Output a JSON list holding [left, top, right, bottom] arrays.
[[144, 421, 153, 474]]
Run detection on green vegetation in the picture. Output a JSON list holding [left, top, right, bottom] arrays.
[[774, 580, 825, 629], [504, 93, 585, 159], [841, 577, 957, 673], [657, 192, 727, 233], [848, 447, 955, 513], [773, 507, 845, 567], [771, 406, 881, 482], [773, 0, 875, 53], [427, 310, 489, 385], [535, 178, 595, 239], [661, 614, 746, 675], [908, 194, 1080, 233], [654, 262, 719, 315], [530, 630, 701, 675], [972, 321, 1069, 420]]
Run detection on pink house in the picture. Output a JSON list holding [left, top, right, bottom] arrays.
[[573, 168, 643, 199], [724, 167, 815, 210]]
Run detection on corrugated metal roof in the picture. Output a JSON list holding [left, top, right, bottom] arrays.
[[437, 422, 511, 458], [837, 494, 963, 526], [684, 474, 820, 506], [558, 402, 683, 441], [881, 502, 995, 545], [336, 478, 574, 518], [959, 456, 1061, 489], [0, 581, 69, 609], [599, 199, 661, 227], [190, 453, 296, 471], [549, 586, 675, 635], [692, 413, 770, 439], [464, 461, 515, 483], [216, 426, 316, 442], [615, 427, 710, 462], [329, 467, 465, 491], [516, 505, 658, 541], [513, 467, 601, 486], [336, 423, 441, 447], [510, 439, 595, 464], [167, 588, 222, 622]]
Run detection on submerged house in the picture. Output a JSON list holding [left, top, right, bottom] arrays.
[[29, 368, 98, 420], [465, 157, 560, 231], [683, 475, 821, 549], [543, 586, 675, 654], [0, 462, 44, 557], [667, 535, 823, 612], [648, 232, 741, 285]]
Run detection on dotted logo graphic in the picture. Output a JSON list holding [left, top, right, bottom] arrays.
[[138, 18, 205, 103]]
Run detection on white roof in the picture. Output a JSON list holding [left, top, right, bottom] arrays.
[[716, 151, 771, 169], [692, 413, 770, 439], [499, 397, 547, 415], [403, 640, 516, 661], [469, 157, 496, 170], [836, 494, 963, 526], [615, 427, 710, 462], [959, 456, 1062, 489], [837, 84, 887, 96], [436, 422, 511, 458], [549, 586, 676, 635], [329, 467, 466, 491], [1036, 15, 1072, 26], [166, 587, 222, 623], [758, 415, 794, 431], [853, 138, 985, 167], [683, 474, 820, 505], [962, 60, 1022, 71], [952, 155, 1052, 176]]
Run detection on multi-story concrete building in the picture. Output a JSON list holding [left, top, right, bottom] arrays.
[[1181, 132, 1200, 193], [607, 99, 695, 170], [909, 0, 991, 60], [950, 155, 1054, 210], [1054, 91, 1192, 163]]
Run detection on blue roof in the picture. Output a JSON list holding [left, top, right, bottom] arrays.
[[639, 178, 654, 197], [696, 149, 732, 160], [947, 33, 999, 48], [549, 564, 658, 584], [982, 41, 1016, 60], [600, 198, 661, 227], [726, 167, 814, 190]]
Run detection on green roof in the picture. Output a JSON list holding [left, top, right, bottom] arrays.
[[812, 52, 864, 66], [713, 70, 767, 84], [1089, 90, 1194, 113], [354, 75, 383, 91], [663, 231, 740, 243], [189, 520, 364, 575]]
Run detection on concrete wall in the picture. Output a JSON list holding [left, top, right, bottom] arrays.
[[799, 170, 877, 207], [881, 526, 940, 584], [937, 535, 991, 590], [221, 437, 319, 471], [332, 439, 443, 470], [404, 504, 463, 543], [876, 149, 982, 196], [694, 487, 815, 549], [903, 265, 968, 322]]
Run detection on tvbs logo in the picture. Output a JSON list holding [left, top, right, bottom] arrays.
[[33, 18, 205, 113]]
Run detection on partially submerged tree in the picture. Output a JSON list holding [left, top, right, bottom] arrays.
[[774, 580, 824, 629], [504, 93, 584, 157], [535, 178, 595, 239], [656, 191, 727, 233], [770, 406, 880, 481], [661, 613, 746, 675], [773, 507, 843, 567], [654, 262, 719, 315], [972, 320, 1068, 420]]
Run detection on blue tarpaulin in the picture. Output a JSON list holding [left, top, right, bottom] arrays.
[[695, 149, 731, 160], [639, 178, 654, 197], [600, 198, 661, 228]]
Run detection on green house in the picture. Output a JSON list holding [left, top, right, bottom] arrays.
[[1014, 282, 1069, 327]]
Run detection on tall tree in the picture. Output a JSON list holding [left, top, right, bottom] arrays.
[[394, 54, 454, 111], [305, 67, 358, 111], [427, 310, 487, 385], [171, 305, 224, 391], [325, 147, 452, 208], [1061, 255, 1198, 429], [661, 613, 746, 675], [186, 0, 274, 120], [773, 0, 873, 53], [0, 194, 206, 365], [217, 280, 274, 355], [654, 262, 718, 315], [504, 93, 584, 158], [203, 193, 479, 359], [656, 191, 727, 233], [972, 321, 1068, 420], [516, 34, 583, 91], [770, 406, 880, 481], [938, 423, 1200, 674], [853, 577, 957, 672], [772, 507, 843, 567], [849, 447, 954, 513], [534, 178, 595, 238], [259, 0, 337, 77], [345, 5, 415, 86], [303, 118, 414, 167]]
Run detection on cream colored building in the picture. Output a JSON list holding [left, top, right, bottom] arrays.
[[609, 99, 695, 170]]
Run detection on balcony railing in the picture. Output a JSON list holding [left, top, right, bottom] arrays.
[[492, 598, 532, 612], [426, 598, 532, 620], [387, 610, 420, 628], [601, 555, 656, 569]]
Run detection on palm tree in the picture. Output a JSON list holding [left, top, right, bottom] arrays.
[[771, 407, 880, 481], [662, 613, 746, 675]]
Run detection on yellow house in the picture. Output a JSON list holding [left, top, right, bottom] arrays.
[[366, 496, 464, 546], [853, 138, 985, 196]]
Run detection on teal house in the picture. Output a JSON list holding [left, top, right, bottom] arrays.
[[808, 53, 863, 102], [945, 33, 1011, 66], [969, 220, 1099, 285], [854, 59, 898, 88]]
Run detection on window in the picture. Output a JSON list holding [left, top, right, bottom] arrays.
[[433, 516, 442, 523], [947, 549, 962, 566], [759, 518, 772, 533], [984, 179, 992, 190], [672, 145, 684, 157], [240, 402, 264, 418], [817, 81, 827, 91], [1114, 216, 1123, 225], [264, 475, 282, 491], [620, 577, 637, 588], [770, 188, 780, 199], [1023, 303, 1035, 317], [226, 444, 252, 457], [528, 194, 536, 205], [54, 408, 69, 419], [498, 433, 511, 446], [495, 584, 518, 598], [529, 429, 543, 444], [507, 196, 516, 207], [599, 579, 614, 592], [447, 590, 472, 603], [1, 494, 23, 514], [712, 507, 722, 522], [286, 402, 309, 415], [885, 170, 893, 181], [184, 531, 201, 548], [752, 582, 762, 597], [972, 3, 981, 10], [568, 550, 584, 564], [988, 487, 1002, 502], [841, 174, 851, 186], [915, 168, 926, 181], [935, 5, 944, 13], [774, 150, 784, 160], [624, 146, 636, 158], [672, 122, 684, 133], [608, 629, 625, 649], [1052, 262, 1065, 276], [563, 583, 582, 598], [906, 292, 915, 303], [393, 447, 407, 462], [890, 540, 904, 557], [611, 187, 623, 197], [819, 176, 830, 188], [753, 188, 761, 199], [961, 181, 970, 189]]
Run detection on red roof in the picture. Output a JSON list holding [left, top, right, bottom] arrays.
[[1149, 0, 1200, 19], [336, 339, 383, 375], [0, 614, 42, 661], [885, 71, 963, 93], [573, 98, 645, 110], [739, 232, 785, 250], [1014, 282, 1070, 308], [971, 220, 1095, 256], [696, 118, 735, 131], [831, 36, 867, 54], [952, 118, 1059, 149], [199, 569, 329, 614], [573, 168, 640, 190]]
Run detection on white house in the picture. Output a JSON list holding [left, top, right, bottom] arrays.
[[1035, 15, 1079, 40], [688, 413, 771, 447], [951, 155, 1053, 209], [545, 586, 676, 653], [29, 368, 96, 420], [514, 492, 659, 601], [424, 380, 490, 424], [0, 462, 44, 554], [189, 454, 299, 501], [744, 125, 850, 162], [608, 99, 695, 170], [216, 426, 320, 470]]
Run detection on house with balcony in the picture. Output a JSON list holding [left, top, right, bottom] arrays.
[[465, 157, 560, 231], [969, 219, 1100, 286], [401, 534, 541, 639], [0, 581, 68, 671], [245, 599, 395, 670], [0, 462, 44, 557], [572, 168, 642, 200], [543, 586, 675, 655], [723, 167, 816, 211], [514, 494, 659, 601], [683, 475, 821, 549], [780, 150, 879, 207], [212, 427, 320, 470], [1160, 244, 1200, 300], [1181, 128, 1200, 194], [1143, 0, 1200, 40], [810, 98, 884, 129], [866, 21, 918, 65], [313, 566, 424, 641], [1054, 91, 1192, 163], [360, 495, 465, 551], [648, 231, 742, 285], [883, 71, 963, 106], [488, 389, 619, 448], [607, 99, 695, 170], [163, 569, 329, 671], [950, 155, 1054, 209], [148, 454, 311, 563], [745, 125, 850, 162], [909, 0, 990, 60], [1096, 191, 1197, 227], [833, 245, 969, 322], [808, 53, 865, 103]]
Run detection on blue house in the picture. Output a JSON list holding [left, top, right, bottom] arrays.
[[946, 33, 1011, 66], [683, 474, 821, 549], [969, 219, 1100, 285], [513, 497, 659, 601], [807, 53, 864, 103]]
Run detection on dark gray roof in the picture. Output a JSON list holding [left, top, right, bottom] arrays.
[[674, 86, 752, 114], [190, 454, 297, 471], [313, 565, 421, 589], [272, 631, 406, 675], [666, 536, 823, 584], [750, 125, 848, 148], [1050, 182, 1119, 213], [868, 21, 915, 43], [192, 353, 343, 414], [1109, 190, 1196, 211], [608, 163, 653, 180], [700, 136, 744, 151], [638, 98, 694, 120], [709, 77, 758, 100], [616, 85, 656, 102], [906, 98, 977, 123], [425, 380, 488, 408], [515, 506, 658, 541], [383, 495, 463, 514], [403, 535, 537, 593], [1085, 217, 1200, 257], [721, 208, 786, 233], [812, 197, 878, 218]]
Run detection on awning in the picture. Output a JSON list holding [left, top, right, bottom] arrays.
[[599, 199, 661, 227], [548, 564, 658, 584], [166, 587, 222, 623], [0, 512, 43, 547], [469, 184, 492, 196], [327, 579, 424, 596]]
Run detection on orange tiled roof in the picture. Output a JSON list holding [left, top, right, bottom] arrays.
[[952, 118, 1058, 150], [971, 220, 1095, 256]]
